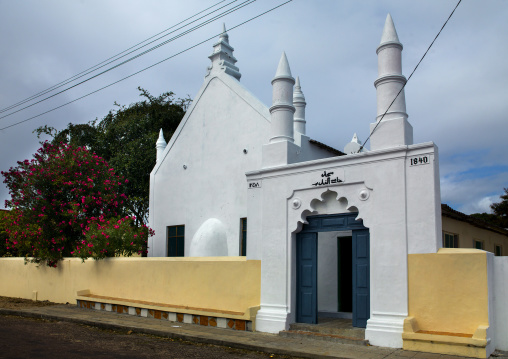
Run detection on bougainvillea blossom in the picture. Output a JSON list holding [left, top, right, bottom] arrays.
[[1, 142, 152, 267]]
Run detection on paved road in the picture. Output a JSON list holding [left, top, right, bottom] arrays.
[[0, 314, 297, 359]]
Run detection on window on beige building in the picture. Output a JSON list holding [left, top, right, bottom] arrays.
[[495, 244, 502, 256], [474, 239, 484, 250], [443, 232, 459, 248]]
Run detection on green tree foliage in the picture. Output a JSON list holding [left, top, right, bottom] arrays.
[[470, 188, 508, 229], [34, 88, 190, 226], [0, 210, 14, 257], [1, 142, 151, 267], [469, 213, 505, 228], [490, 188, 508, 228]]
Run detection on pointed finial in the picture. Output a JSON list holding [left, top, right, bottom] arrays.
[[156, 129, 167, 164], [293, 76, 305, 102], [344, 132, 365, 154], [156, 128, 166, 147], [274, 51, 293, 79], [380, 14, 401, 45], [219, 22, 229, 43]]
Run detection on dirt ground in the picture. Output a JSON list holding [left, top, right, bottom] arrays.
[[0, 295, 59, 309], [0, 296, 298, 359]]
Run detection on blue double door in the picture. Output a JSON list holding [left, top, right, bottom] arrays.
[[296, 213, 370, 328]]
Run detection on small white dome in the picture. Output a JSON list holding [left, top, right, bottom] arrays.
[[189, 218, 228, 257]]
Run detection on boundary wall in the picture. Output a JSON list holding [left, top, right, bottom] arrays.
[[0, 257, 261, 315], [404, 248, 506, 358]]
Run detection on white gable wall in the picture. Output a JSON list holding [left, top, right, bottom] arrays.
[[149, 72, 271, 257]]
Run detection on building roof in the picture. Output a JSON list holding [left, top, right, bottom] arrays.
[[441, 204, 508, 236], [309, 139, 346, 156]]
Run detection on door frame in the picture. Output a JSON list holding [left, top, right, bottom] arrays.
[[295, 212, 370, 327]]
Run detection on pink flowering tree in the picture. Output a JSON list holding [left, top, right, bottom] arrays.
[[1, 142, 152, 267]]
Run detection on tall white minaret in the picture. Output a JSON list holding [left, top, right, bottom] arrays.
[[293, 76, 306, 135], [156, 128, 167, 164], [370, 14, 413, 151], [262, 52, 299, 167], [269, 52, 296, 143], [206, 23, 241, 80]]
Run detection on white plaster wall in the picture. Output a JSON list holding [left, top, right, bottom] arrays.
[[250, 143, 439, 348], [486, 252, 495, 357], [494, 256, 508, 351], [149, 72, 270, 257], [150, 71, 341, 258], [297, 134, 338, 163], [405, 143, 442, 254], [318, 231, 339, 312]]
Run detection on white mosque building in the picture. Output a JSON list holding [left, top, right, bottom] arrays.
[[148, 14, 444, 348]]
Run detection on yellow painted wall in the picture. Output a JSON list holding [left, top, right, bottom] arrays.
[[442, 216, 508, 255], [407, 249, 489, 334], [0, 257, 260, 313]]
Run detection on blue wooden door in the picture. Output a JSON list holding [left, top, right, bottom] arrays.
[[352, 229, 370, 328], [296, 232, 318, 324]]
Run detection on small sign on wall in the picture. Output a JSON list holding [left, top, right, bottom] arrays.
[[311, 169, 345, 187], [409, 155, 430, 167], [248, 181, 261, 189]]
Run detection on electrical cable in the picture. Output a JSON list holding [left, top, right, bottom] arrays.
[[0, 1, 293, 131], [358, 0, 462, 152], [0, 0, 233, 114], [0, 0, 256, 122]]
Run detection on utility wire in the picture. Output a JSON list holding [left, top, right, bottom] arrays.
[[0, 1, 293, 131], [0, 0, 251, 117], [358, 0, 462, 152], [0, 0, 233, 114], [0, 0, 256, 122]]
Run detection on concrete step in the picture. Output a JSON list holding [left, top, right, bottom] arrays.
[[288, 322, 366, 339], [279, 329, 369, 346]]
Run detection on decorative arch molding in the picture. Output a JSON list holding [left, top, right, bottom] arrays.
[[287, 181, 374, 234]]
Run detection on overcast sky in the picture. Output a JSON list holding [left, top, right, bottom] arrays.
[[0, 0, 507, 215]]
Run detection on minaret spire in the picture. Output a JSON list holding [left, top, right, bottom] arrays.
[[220, 23, 229, 43], [206, 23, 241, 80], [370, 14, 413, 150], [293, 76, 306, 135], [269, 52, 295, 143], [380, 13, 400, 44], [262, 52, 299, 168], [156, 128, 167, 164]]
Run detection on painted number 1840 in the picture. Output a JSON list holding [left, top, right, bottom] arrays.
[[410, 156, 429, 166]]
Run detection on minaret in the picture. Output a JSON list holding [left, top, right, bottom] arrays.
[[269, 52, 296, 143], [262, 52, 299, 168], [156, 129, 167, 164], [293, 76, 306, 135], [370, 14, 413, 151], [206, 23, 241, 80]]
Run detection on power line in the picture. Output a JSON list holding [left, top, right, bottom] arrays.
[[0, 1, 293, 131], [0, 0, 256, 122], [0, 0, 235, 114], [358, 0, 462, 152]]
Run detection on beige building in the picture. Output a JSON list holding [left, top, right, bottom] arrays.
[[441, 204, 508, 256]]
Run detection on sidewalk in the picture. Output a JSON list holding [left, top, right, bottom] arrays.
[[0, 304, 504, 359]]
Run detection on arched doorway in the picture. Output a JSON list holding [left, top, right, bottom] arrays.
[[296, 212, 370, 328]]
